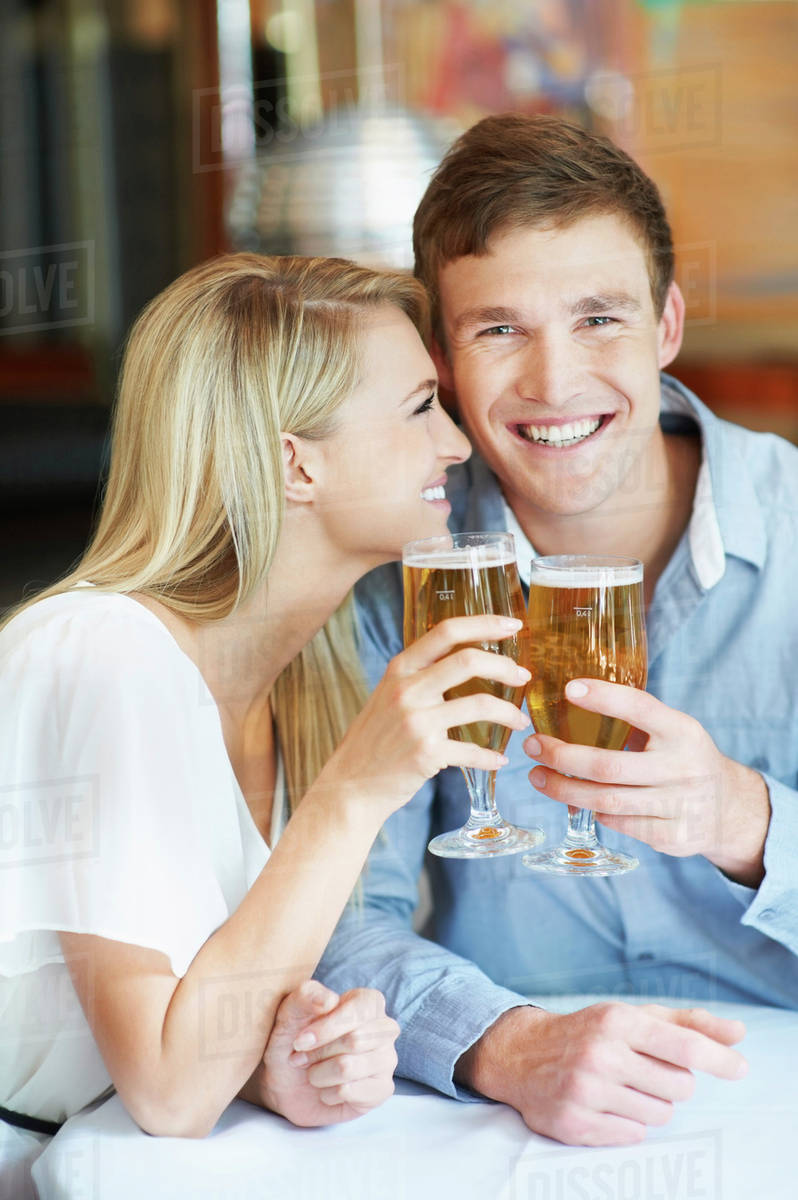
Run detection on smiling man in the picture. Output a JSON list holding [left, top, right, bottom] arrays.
[[317, 114, 798, 1146]]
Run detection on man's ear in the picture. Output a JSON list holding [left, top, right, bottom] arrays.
[[657, 281, 685, 370], [281, 433, 317, 505], [430, 336, 458, 418], [430, 336, 454, 390]]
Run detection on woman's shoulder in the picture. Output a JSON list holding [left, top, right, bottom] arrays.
[[1, 588, 201, 703]]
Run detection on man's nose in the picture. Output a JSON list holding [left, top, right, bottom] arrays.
[[514, 333, 578, 409]]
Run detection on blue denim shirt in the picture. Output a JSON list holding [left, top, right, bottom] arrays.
[[317, 374, 798, 1099]]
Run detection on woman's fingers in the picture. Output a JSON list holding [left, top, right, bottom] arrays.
[[315, 1071, 396, 1110], [294, 1016, 400, 1067], [396, 616, 523, 673], [421, 645, 530, 697], [305, 1043, 398, 1090], [291, 988, 391, 1054], [440, 692, 529, 735]]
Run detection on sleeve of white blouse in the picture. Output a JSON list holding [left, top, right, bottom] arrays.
[[0, 598, 236, 981]]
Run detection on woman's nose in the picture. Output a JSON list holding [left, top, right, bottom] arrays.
[[435, 406, 471, 464]]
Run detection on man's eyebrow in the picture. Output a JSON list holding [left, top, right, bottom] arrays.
[[570, 293, 642, 316], [403, 378, 438, 404], [451, 307, 522, 335]]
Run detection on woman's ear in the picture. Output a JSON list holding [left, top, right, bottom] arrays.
[[281, 434, 317, 505]]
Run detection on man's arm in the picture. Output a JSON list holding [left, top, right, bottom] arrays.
[[454, 998, 747, 1146], [522, 677, 798, 960]]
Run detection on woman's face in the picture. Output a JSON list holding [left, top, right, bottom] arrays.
[[315, 306, 471, 567]]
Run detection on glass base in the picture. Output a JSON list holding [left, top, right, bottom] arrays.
[[428, 822, 544, 859], [522, 839, 638, 876]]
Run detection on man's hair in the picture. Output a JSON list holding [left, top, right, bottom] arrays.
[[414, 113, 675, 341]]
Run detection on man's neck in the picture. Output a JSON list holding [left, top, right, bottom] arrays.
[[504, 431, 701, 607]]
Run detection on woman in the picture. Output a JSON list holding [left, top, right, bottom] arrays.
[[0, 255, 531, 1177]]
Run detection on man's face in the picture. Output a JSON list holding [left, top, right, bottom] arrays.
[[435, 213, 683, 523]]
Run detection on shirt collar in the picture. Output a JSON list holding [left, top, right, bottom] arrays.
[[479, 372, 766, 592]]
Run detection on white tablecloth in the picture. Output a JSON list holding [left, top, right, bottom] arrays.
[[26, 999, 798, 1199]]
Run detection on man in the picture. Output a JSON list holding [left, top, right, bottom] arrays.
[[317, 114, 798, 1146]]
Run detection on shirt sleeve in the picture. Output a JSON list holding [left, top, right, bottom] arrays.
[[0, 600, 233, 980], [317, 567, 530, 1100], [732, 773, 798, 956]]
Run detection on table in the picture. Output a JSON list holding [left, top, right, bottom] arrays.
[[30, 999, 797, 1200]]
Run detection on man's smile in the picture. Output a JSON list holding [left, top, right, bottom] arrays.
[[512, 413, 615, 450]]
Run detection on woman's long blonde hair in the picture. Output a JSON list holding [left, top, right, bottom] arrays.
[[7, 253, 430, 810]]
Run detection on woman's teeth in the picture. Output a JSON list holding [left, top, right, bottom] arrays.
[[519, 417, 602, 446], [421, 485, 446, 501]]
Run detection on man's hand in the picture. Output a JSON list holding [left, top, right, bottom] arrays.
[[240, 981, 399, 1127], [524, 679, 771, 886], [457, 1002, 747, 1146]]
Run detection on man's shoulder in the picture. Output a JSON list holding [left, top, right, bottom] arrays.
[[710, 411, 798, 509], [664, 373, 798, 512]]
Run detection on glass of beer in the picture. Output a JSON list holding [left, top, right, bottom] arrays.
[[402, 532, 544, 858], [522, 555, 647, 876]]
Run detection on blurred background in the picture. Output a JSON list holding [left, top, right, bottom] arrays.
[[1, 0, 796, 611]]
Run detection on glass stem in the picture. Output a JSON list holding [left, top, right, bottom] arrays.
[[565, 805, 599, 846], [462, 768, 503, 832]]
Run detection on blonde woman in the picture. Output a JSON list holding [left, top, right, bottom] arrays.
[[0, 255, 531, 1180]]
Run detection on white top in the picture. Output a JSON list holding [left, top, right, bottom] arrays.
[[0, 590, 281, 1124]]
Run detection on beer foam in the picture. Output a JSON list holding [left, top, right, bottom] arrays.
[[530, 563, 642, 587], [403, 549, 517, 568]]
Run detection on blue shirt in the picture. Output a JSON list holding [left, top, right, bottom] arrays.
[[317, 374, 798, 1099]]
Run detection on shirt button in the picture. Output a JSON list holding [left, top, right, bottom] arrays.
[[638, 952, 655, 960], [758, 908, 777, 921]]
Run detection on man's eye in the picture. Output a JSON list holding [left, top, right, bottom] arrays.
[[583, 316, 616, 327], [481, 325, 518, 336], [413, 393, 435, 415]]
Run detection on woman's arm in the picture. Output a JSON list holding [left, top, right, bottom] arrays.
[[60, 614, 530, 1137]]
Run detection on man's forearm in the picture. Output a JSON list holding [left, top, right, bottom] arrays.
[[454, 1005, 543, 1103]]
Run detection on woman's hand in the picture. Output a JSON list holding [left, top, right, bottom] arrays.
[[241, 980, 400, 1127], [319, 616, 531, 816]]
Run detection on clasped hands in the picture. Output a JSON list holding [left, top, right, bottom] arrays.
[[524, 678, 770, 887], [241, 980, 399, 1127]]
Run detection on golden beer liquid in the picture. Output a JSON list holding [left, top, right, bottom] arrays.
[[526, 580, 647, 749], [402, 559, 529, 753]]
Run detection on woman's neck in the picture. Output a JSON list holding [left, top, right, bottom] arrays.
[[134, 514, 363, 724]]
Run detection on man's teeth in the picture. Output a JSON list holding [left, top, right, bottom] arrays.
[[421, 485, 446, 501], [520, 417, 602, 446]]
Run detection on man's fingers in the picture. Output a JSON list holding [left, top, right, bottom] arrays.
[[631, 1009, 748, 1080], [564, 679, 676, 740], [658, 1005, 746, 1047], [525, 733, 669, 788], [622, 1050, 697, 1105]]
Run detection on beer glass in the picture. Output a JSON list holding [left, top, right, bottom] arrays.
[[402, 532, 544, 858], [522, 555, 647, 876]]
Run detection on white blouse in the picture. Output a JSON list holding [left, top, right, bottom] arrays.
[[0, 589, 281, 1125]]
